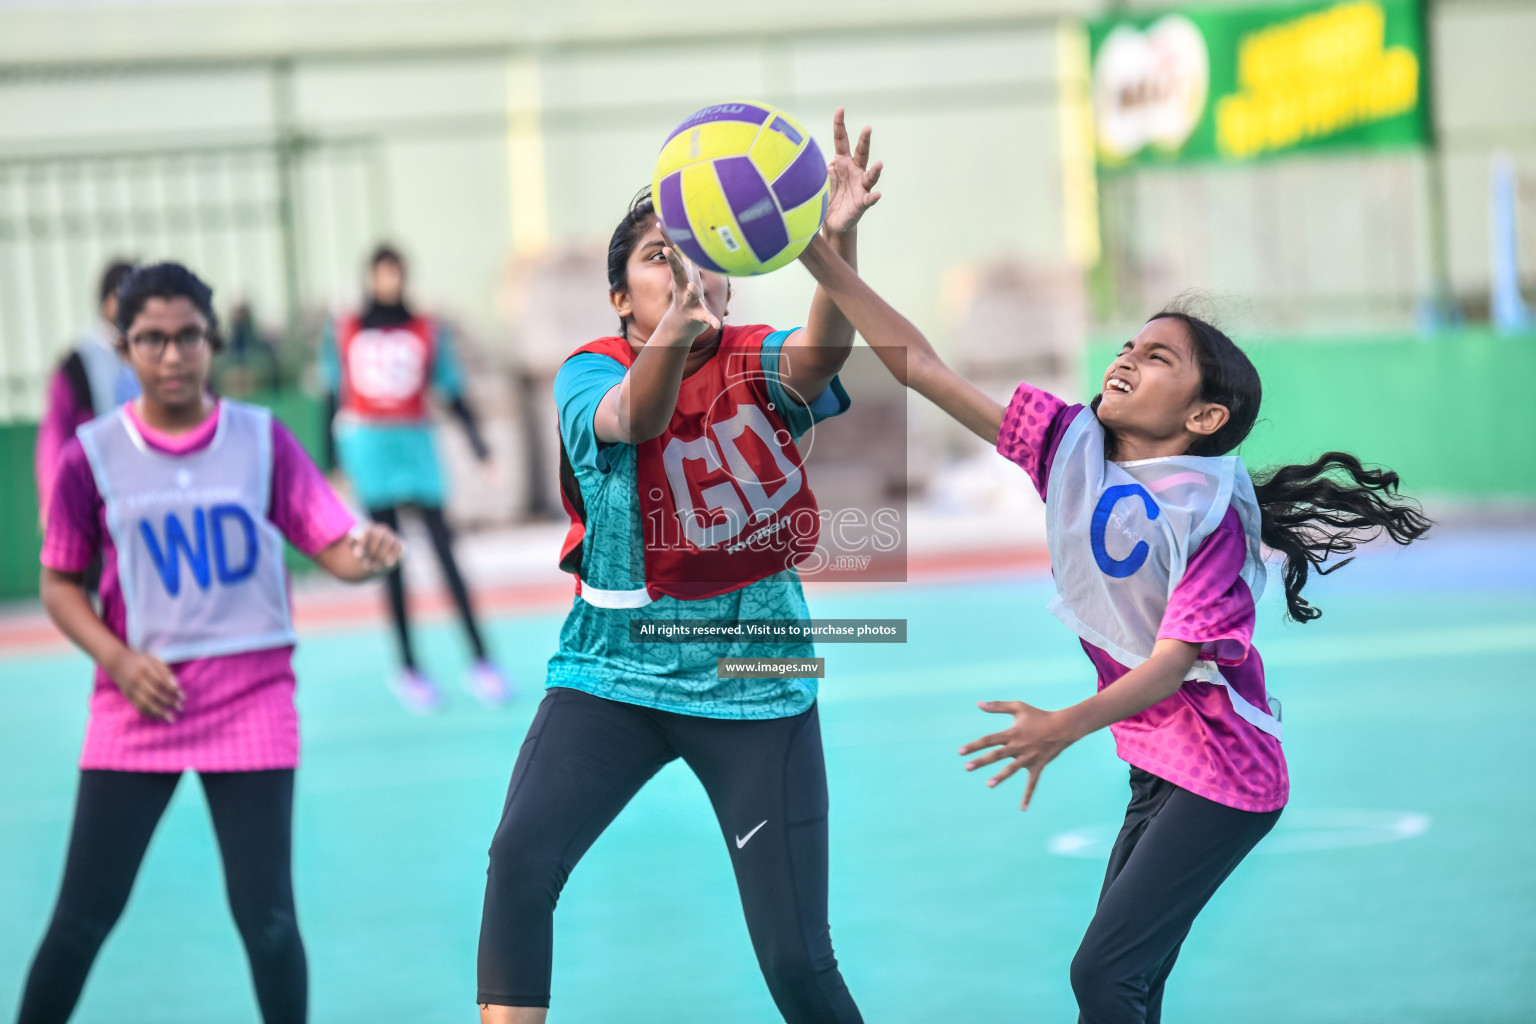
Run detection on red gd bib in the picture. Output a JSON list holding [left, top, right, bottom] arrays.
[[337, 314, 435, 421], [559, 325, 822, 603]]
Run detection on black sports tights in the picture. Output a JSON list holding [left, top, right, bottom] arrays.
[[1071, 767, 1282, 1024], [15, 770, 306, 1024], [478, 686, 863, 1022], [368, 504, 486, 669]]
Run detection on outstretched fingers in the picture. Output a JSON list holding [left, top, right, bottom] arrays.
[[987, 759, 1026, 789], [853, 125, 873, 170], [863, 161, 884, 194], [668, 245, 710, 306], [958, 728, 1008, 756], [1021, 768, 1043, 810], [831, 106, 850, 157], [965, 747, 1014, 771], [663, 244, 691, 289]]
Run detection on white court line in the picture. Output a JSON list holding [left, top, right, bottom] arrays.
[[821, 621, 1536, 702], [1047, 810, 1432, 858]]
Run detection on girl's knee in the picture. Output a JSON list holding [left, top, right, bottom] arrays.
[[46, 904, 116, 957], [757, 944, 853, 1020], [486, 826, 569, 909], [1070, 947, 1140, 1024], [1069, 946, 1100, 997], [1071, 948, 1114, 1018], [231, 903, 302, 959]]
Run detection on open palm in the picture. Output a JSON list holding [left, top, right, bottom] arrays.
[[823, 107, 883, 235]]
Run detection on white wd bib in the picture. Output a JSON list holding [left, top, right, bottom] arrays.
[[77, 401, 297, 662], [75, 329, 139, 415], [1045, 408, 1281, 740]]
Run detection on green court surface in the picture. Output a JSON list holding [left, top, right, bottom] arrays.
[[2, 532, 1533, 1023]]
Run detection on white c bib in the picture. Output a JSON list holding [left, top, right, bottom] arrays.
[[1045, 408, 1281, 740]]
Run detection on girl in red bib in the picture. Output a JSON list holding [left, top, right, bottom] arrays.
[[795, 237, 1430, 1023], [476, 110, 882, 1024]]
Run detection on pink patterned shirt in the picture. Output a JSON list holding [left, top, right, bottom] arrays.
[[35, 368, 95, 525], [996, 382, 1288, 812], [42, 399, 356, 772]]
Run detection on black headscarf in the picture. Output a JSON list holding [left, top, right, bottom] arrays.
[[359, 299, 414, 329]]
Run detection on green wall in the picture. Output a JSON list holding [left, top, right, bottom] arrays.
[[0, 422, 43, 602], [0, 390, 328, 603], [1086, 328, 1536, 498]]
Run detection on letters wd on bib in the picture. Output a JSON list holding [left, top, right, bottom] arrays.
[[78, 403, 296, 662], [42, 398, 356, 772]]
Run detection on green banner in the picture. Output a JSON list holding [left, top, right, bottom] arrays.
[[1088, 0, 1430, 167]]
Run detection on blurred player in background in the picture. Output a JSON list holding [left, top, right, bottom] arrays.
[[16, 262, 403, 1024], [319, 244, 512, 713], [33, 260, 138, 531]]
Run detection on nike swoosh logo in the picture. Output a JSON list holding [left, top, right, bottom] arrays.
[[735, 820, 768, 849]]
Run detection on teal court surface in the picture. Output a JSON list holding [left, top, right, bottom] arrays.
[[2, 530, 1533, 1023]]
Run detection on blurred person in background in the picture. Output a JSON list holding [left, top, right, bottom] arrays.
[[34, 260, 139, 531], [319, 244, 512, 713], [214, 300, 282, 398]]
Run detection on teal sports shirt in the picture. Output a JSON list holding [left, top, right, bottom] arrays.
[[547, 329, 850, 720]]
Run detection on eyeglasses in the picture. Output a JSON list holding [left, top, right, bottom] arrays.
[[127, 328, 209, 358]]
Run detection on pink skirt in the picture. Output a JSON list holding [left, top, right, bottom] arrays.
[[80, 646, 300, 772]]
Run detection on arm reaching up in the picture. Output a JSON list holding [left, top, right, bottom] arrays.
[[593, 246, 721, 445], [780, 108, 884, 402], [798, 233, 1005, 444]]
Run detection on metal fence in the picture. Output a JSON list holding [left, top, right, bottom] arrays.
[[0, 122, 385, 421], [1, 2, 1532, 423]]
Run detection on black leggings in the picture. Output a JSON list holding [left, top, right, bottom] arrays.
[[477, 687, 862, 1023], [15, 770, 306, 1024], [368, 504, 487, 669], [1071, 768, 1282, 1024]]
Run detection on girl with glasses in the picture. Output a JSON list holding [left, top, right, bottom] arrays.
[[16, 262, 402, 1024]]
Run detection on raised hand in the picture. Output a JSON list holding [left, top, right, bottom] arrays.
[[823, 107, 883, 236], [107, 649, 185, 723], [663, 245, 721, 339], [959, 699, 1077, 810]]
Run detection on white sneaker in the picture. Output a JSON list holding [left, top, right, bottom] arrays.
[[465, 659, 514, 708], [390, 667, 443, 715]]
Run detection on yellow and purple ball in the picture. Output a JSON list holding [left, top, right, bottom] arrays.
[[651, 102, 829, 277]]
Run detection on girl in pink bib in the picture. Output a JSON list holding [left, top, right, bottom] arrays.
[[795, 238, 1431, 1023], [18, 263, 403, 1024]]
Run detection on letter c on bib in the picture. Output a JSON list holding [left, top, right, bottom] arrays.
[[1090, 484, 1160, 578]]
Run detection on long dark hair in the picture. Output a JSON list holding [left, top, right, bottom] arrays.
[[1149, 305, 1432, 622], [606, 187, 657, 337]]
